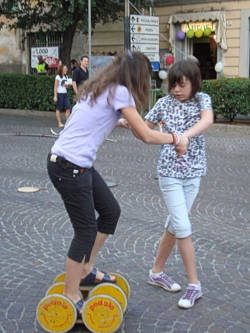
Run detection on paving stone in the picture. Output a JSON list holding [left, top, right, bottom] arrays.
[[0, 113, 249, 332]]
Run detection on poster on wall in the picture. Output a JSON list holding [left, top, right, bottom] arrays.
[[31, 47, 59, 68], [91, 56, 113, 75]]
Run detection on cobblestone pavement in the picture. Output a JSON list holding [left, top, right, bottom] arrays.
[[0, 113, 249, 333]]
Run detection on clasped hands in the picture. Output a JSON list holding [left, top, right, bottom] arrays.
[[117, 118, 189, 157], [175, 134, 189, 157]]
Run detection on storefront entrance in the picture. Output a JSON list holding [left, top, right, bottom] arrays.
[[169, 12, 227, 79], [193, 35, 217, 80]]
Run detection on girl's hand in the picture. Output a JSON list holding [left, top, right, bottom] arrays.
[[53, 96, 57, 103], [117, 118, 130, 129], [175, 134, 189, 157]]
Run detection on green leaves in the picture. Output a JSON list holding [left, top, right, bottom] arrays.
[[1, 0, 121, 31], [0, 73, 74, 111], [0, 0, 150, 67], [202, 78, 250, 121], [0, 0, 148, 31]]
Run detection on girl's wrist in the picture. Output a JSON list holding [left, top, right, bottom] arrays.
[[180, 133, 190, 147], [183, 132, 191, 140], [170, 132, 181, 145]]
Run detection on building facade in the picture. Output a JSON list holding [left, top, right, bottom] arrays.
[[92, 0, 250, 79], [1, 0, 250, 78], [153, 0, 250, 78]]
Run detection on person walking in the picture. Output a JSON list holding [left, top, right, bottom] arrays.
[[70, 59, 78, 72], [53, 64, 71, 128], [72, 55, 89, 95], [47, 51, 188, 314], [145, 59, 213, 309]]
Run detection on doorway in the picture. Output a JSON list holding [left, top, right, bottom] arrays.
[[193, 35, 217, 79]]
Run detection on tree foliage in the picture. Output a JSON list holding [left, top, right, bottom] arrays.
[[0, 1, 122, 31], [0, 0, 151, 66]]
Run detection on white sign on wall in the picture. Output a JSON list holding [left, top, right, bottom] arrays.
[[31, 46, 59, 68], [130, 14, 159, 62]]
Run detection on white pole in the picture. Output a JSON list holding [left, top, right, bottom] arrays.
[[88, 0, 92, 78]]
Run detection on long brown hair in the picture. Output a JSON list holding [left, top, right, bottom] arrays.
[[77, 51, 152, 110], [168, 59, 201, 98], [56, 64, 67, 78]]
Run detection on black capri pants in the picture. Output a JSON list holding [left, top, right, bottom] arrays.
[[47, 153, 121, 263]]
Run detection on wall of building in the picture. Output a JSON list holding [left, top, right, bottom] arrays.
[[0, 15, 90, 74], [70, 31, 89, 63], [90, 0, 250, 78], [91, 19, 124, 55], [0, 26, 26, 73], [154, 0, 250, 77], [1, 1, 250, 77]]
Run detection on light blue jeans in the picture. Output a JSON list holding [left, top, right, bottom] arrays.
[[158, 176, 201, 238]]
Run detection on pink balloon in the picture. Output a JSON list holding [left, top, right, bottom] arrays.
[[166, 55, 174, 65]]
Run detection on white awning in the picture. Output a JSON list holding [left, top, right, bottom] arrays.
[[169, 11, 227, 50]]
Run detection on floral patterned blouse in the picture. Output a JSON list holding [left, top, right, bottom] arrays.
[[145, 92, 213, 178]]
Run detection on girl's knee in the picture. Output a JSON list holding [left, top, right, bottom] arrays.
[[103, 200, 121, 221], [168, 225, 192, 238]]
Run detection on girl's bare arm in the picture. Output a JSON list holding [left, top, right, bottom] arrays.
[[121, 107, 188, 148], [184, 109, 214, 139], [175, 109, 213, 156], [53, 79, 59, 102]]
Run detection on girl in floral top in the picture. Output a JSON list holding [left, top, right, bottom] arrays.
[[145, 59, 213, 309]]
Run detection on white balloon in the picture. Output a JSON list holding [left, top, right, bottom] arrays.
[[158, 70, 167, 80], [215, 62, 223, 73]]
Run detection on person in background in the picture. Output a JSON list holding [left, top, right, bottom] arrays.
[[72, 55, 89, 95], [47, 51, 188, 315], [36, 56, 49, 75], [145, 59, 213, 309], [53, 64, 71, 128], [71, 59, 78, 72]]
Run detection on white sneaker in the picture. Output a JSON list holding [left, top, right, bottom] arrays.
[[178, 283, 202, 309], [148, 270, 181, 292]]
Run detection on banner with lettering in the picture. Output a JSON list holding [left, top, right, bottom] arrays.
[[31, 47, 59, 68]]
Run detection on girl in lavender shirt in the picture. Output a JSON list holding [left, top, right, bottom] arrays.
[[47, 51, 189, 313]]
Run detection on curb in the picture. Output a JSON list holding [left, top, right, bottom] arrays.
[[1, 108, 250, 133], [0, 108, 55, 118], [209, 123, 250, 134]]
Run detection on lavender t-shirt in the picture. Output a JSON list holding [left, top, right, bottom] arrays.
[[51, 85, 135, 168]]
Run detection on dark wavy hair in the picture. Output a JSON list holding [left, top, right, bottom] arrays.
[[77, 51, 152, 110], [168, 59, 201, 98]]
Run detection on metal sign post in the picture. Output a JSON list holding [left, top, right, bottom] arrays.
[[88, 0, 92, 77], [124, 0, 130, 50]]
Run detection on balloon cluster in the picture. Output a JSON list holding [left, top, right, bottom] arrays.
[[177, 26, 212, 41], [158, 54, 175, 80]]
